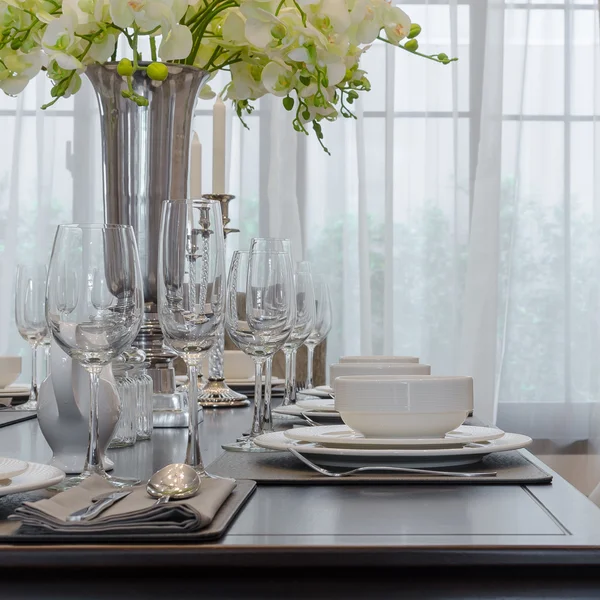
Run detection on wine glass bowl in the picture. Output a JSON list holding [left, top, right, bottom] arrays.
[[304, 276, 333, 390]]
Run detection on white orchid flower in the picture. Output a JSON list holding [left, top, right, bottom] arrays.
[[42, 14, 83, 70], [382, 5, 410, 44], [227, 61, 265, 100], [240, 2, 283, 48], [261, 60, 293, 96], [159, 23, 192, 60], [87, 32, 117, 62], [0, 49, 44, 95]]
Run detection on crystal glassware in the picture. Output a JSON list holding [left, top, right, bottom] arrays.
[[223, 246, 296, 452], [282, 262, 315, 406], [304, 276, 333, 389], [14, 263, 49, 411], [46, 224, 144, 487], [157, 199, 225, 477], [109, 359, 137, 448]]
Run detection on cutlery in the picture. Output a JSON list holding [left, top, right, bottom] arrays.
[[288, 448, 497, 478], [67, 490, 133, 522], [146, 464, 200, 506]]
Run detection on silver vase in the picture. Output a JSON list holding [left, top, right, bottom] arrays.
[[86, 63, 209, 427]]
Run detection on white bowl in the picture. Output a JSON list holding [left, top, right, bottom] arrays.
[[0, 356, 22, 389], [335, 375, 473, 438], [330, 363, 431, 392], [339, 355, 420, 364]]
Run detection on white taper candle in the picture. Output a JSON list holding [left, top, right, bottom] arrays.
[[212, 97, 226, 194], [190, 132, 202, 197]]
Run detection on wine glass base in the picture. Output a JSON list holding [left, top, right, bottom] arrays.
[[221, 439, 276, 453], [48, 470, 140, 491]]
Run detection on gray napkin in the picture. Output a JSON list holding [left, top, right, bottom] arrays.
[[10, 474, 236, 534]]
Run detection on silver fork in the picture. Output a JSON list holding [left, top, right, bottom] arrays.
[[288, 448, 497, 478]]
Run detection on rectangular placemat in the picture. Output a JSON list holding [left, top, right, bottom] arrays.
[[207, 450, 552, 485], [0, 411, 36, 428], [0, 479, 256, 544]]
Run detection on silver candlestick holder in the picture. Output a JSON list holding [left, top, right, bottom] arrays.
[[198, 193, 249, 408]]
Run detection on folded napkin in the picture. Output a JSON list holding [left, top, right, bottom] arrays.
[[10, 474, 236, 535]]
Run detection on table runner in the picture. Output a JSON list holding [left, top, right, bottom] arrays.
[[207, 450, 552, 485]]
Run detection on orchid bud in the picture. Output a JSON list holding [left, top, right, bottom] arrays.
[[283, 96, 294, 111], [147, 62, 168, 81], [404, 39, 418, 52], [408, 23, 421, 39], [271, 23, 286, 40], [438, 53, 448, 61], [117, 58, 133, 77]]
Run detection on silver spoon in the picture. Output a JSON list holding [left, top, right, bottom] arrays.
[[146, 463, 201, 506], [288, 448, 497, 478]]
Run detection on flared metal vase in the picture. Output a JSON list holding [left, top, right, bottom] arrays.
[[86, 63, 210, 426]]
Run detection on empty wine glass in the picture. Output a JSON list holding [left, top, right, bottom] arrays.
[[157, 199, 225, 476], [46, 224, 143, 487], [282, 262, 315, 406], [223, 248, 296, 451], [304, 276, 332, 389], [15, 263, 49, 411]]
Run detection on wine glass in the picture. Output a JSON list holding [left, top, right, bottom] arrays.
[[46, 224, 143, 487], [304, 276, 332, 389], [223, 249, 296, 451], [14, 263, 49, 411], [249, 238, 293, 429], [282, 261, 315, 406], [157, 199, 225, 476]]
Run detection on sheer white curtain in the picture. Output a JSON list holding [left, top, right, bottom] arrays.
[[0, 0, 598, 443]]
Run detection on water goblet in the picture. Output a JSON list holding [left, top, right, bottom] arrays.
[[15, 263, 49, 411], [46, 224, 143, 487], [157, 199, 226, 477], [223, 249, 296, 451], [282, 262, 315, 406], [304, 276, 332, 389]]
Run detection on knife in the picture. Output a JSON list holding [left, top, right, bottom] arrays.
[[67, 490, 132, 522]]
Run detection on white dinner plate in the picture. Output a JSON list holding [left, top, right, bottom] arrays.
[[284, 425, 506, 449], [0, 457, 29, 480], [296, 398, 335, 412], [254, 431, 532, 468], [272, 405, 343, 422], [0, 462, 65, 496], [298, 388, 333, 400]]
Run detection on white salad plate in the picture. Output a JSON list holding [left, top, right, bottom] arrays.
[[254, 431, 532, 468], [272, 405, 342, 422], [0, 462, 65, 496], [0, 457, 29, 480], [284, 425, 506, 449], [296, 398, 336, 412], [298, 388, 333, 400]]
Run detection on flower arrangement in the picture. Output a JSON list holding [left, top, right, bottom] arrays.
[[0, 0, 455, 148]]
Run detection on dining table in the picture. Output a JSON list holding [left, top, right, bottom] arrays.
[[2, 403, 600, 599]]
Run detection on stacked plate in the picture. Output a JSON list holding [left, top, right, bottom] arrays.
[[0, 457, 64, 496], [254, 425, 532, 468], [0, 385, 31, 405]]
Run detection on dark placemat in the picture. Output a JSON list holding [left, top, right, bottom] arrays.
[[0, 411, 36, 428], [207, 450, 552, 485], [0, 479, 256, 544]]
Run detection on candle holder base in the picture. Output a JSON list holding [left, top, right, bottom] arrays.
[[198, 378, 250, 408]]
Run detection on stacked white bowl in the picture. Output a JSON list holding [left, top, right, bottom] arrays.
[[340, 356, 419, 364], [334, 375, 473, 438], [330, 362, 431, 393]]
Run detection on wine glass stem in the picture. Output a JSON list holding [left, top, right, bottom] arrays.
[[186, 361, 205, 476], [83, 366, 104, 477], [290, 349, 297, 404], [262, 357, 273, 432], [283, 348, 293, 407], [306, 344, 315, 389], [29, 344, 38, 403], [44, 345, 51, 377], [250, 359, 265, 438]]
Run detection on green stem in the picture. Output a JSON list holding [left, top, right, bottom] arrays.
[[377, 35, 458, 63], [150, 36, 157, 61]]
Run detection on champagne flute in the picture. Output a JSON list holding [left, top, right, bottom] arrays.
[[46, 224, 143, 487], [157, 199, 225, 476], [282, 262, 315, 406], [223, 249, 295, 451], [14, 263, 48, 411], [304, 277, 332, 389]]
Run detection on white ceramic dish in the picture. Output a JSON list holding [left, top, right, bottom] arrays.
[[0, 356, 22, 389], [330, 363, 431, 390], [272, 405, 343, 422], [340, 356, 419, 364], [284, 425, 506, 449], [0, 462, 65, 496], [0, 457, 29, 480], [254, 431, 532, 468], [0, 385, 30, 398], [297, 398, 336, 412], [298, 388, 333, 399], [335, 375, 473, 438]]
